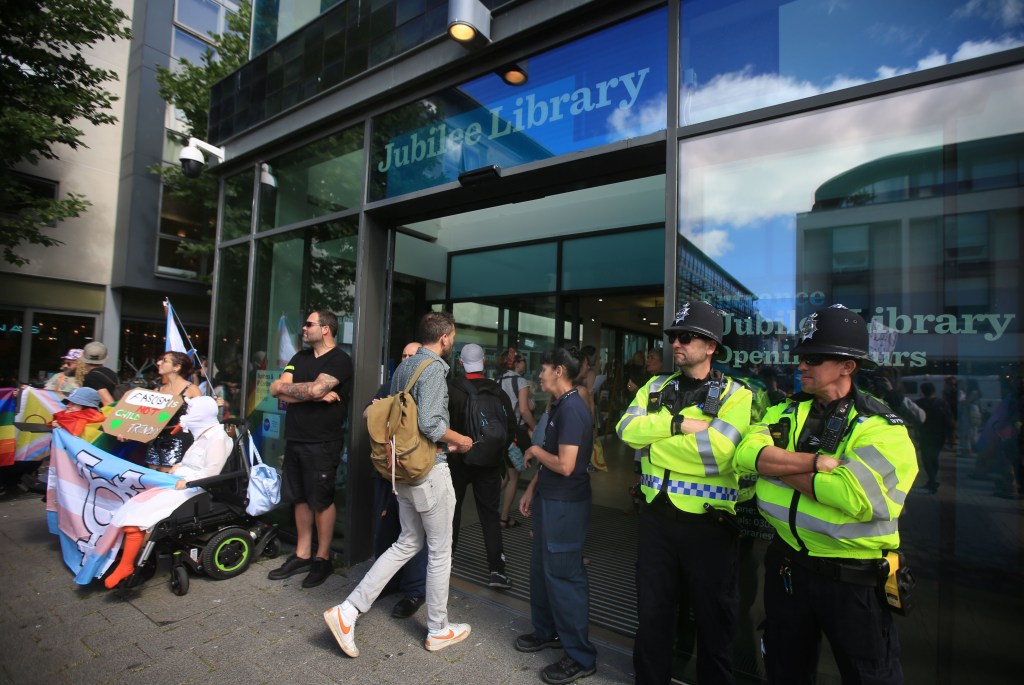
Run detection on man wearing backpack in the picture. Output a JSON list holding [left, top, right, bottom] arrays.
[[81, 341, 119, 406], [325, 311, 474, 657], [447, 343, 516, 589]]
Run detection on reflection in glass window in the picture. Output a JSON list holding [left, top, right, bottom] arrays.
[[371, 7, 668, 199], [259, 127, 363, 231], [28, 314, 97, 387], [0, 309, 25, 386], [176, 0, 222, 37], [450, 243, 557, 299], [678, 66, 1024, 683], [680, 0, 1024, 125], [222, 169, 255, 241], [172, 27, 216, 65], [212, 243, 249, 418]]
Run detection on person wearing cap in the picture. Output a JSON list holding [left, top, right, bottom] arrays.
[[44, 349, 84, 393], [616, 300, 753, 685], [103, 396, 232, 589], [734, 304, 918, 684], [80, 342, 119, 406], [447, 343, 516, 590], [51, 387, 105, 436]]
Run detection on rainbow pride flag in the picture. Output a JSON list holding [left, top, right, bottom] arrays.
[[14, 388, 65, 462], [0, 388, 16, 466], [47, 429, 178, 584]]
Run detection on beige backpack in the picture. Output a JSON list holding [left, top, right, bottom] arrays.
[[366, 358, 440, 490]]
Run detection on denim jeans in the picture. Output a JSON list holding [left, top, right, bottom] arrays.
[[347, 462, 456, 632]]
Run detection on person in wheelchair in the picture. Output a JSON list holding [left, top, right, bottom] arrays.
[[104, 396, 231, 589]]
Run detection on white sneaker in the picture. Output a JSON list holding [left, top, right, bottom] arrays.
[[324, 602, 359, 657], [425, 622, 471, 652]]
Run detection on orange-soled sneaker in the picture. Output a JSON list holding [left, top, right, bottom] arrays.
[[324, 602, 359, 657], [425, 623, 471, 652]]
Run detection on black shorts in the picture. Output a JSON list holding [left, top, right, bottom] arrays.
[[282, 439, 343, 511]]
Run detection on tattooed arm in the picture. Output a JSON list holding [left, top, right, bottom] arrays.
[[270, 372, 341, 403]]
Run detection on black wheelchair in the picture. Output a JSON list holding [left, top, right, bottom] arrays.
[[127, 419, 280, 596]]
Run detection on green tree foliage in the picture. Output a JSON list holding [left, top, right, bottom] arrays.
[[153, 1, 251, 280], [0, 0, 131, 266]]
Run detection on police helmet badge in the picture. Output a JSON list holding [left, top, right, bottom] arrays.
[[674, 303, 690, 323], [800, 312, 819, 341]]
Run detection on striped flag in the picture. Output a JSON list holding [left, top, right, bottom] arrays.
[[165, 299, 188, 354], [47, 429, 178, 584], [277, 314, 297, 369], [14, 388, 65, 463], [0, 388, 16, 466]]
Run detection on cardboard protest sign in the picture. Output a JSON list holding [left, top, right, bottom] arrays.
[[101, 389, 183, 443]]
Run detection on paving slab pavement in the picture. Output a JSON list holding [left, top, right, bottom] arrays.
[[0, 492, 635, 685]]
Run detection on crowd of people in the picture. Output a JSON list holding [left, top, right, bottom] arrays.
[[10, 302, 1022, 685]]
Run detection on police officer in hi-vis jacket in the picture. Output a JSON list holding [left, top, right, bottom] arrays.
[[618, 301, 753, 685], [735, 304, 918, 684]]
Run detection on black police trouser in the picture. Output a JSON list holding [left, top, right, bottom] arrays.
[[634, 503, 739, 685], [763, 543, 903, 685]]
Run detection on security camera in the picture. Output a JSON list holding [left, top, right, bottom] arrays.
[[179, 138, 225, 178], [180, 144, 206, 178]]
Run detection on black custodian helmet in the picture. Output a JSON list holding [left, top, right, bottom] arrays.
[[664, 301, 724, 344], [793, 304, 877, 369]]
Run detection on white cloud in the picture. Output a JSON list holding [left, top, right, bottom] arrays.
[[606, 91, 667, 137], [954, 34, 1024, 59], [681, 225, 733, 259], [953, 0, 1024, 29]]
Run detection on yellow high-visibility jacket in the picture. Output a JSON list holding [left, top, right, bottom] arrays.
[[618, 373, 752, 514], [734, 387, 918, 558]]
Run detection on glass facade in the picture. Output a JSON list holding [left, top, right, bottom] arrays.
[[370, 7, 668, 199], [212, 242, 250, 418], [679, 0, 1024, 125], [212, 3, 1024, 679], [677, 65, 1024, 683], [259, 127, 363, 231]]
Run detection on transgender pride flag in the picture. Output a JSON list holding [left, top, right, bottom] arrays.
[[47, 429, 178, 584]]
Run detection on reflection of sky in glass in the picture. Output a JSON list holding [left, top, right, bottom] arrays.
[[679, 67, 1024, 321], [681, 0, 1024, 124]]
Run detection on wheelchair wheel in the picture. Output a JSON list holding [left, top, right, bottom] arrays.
[[262, 537, 280, 559], [201, 527, 253, 580], [171, 565, 189, 596]]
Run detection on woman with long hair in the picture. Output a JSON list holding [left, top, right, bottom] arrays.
[[146, 351, 202, 472]]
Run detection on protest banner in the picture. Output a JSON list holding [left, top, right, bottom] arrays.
[[101, 388, 183, 443]]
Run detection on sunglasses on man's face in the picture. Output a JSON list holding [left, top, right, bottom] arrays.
[[667, 332, 699, 345], [800, 354, 846, 366], [302, 320, 322, 329]]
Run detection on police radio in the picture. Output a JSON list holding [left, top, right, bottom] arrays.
[[702, 381, 722, 417], [818, 397, 853, 453]]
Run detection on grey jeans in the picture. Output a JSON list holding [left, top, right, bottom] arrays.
[[346, 462, 456, 632]]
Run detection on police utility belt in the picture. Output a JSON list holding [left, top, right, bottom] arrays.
[[771, 538, 914, 615]]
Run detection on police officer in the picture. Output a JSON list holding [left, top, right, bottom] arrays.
[[617, 301, 753, 684], [735, 305, 918, 684]]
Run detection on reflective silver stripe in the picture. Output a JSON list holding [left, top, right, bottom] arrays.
[[624, 405, 646, 417], [710, 417, 742, 446], [695, 430, 718, 477], [752, 425, 771, 436], [843, 459, 889, 521], [758, 500, 898, 539], [720, 379, 738, 402], [649, 374, 674, 392], [762, 476, 794, 491], [851, 445, 899, 493], [889, 488, 908, 506], [617, 414, 638, 439]]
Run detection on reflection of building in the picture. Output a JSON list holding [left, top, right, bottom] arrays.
[[0, 0, 233, 384], [797, 133, 1023, 372], [678, 234, 757, 320]]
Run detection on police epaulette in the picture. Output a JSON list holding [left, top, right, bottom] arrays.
[[855, 393, 904, 425]]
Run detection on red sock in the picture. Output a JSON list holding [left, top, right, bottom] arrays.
[[104, 527, 144, 589]]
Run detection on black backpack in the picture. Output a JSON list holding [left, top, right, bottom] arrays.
[[456, 377, 512, 467]]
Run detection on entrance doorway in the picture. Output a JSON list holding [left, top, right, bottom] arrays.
[[381, 175, 668, 640]]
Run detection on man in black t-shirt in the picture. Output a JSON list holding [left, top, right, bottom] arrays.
[[81, 341, 118, 406], [268, 310, 353, 589]]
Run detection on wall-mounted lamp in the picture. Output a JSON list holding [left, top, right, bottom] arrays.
[[260, 163, 277, 188], [497, 61, 528, 86], [458, 164, 502, 186], [448, 0, 491, 46]]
